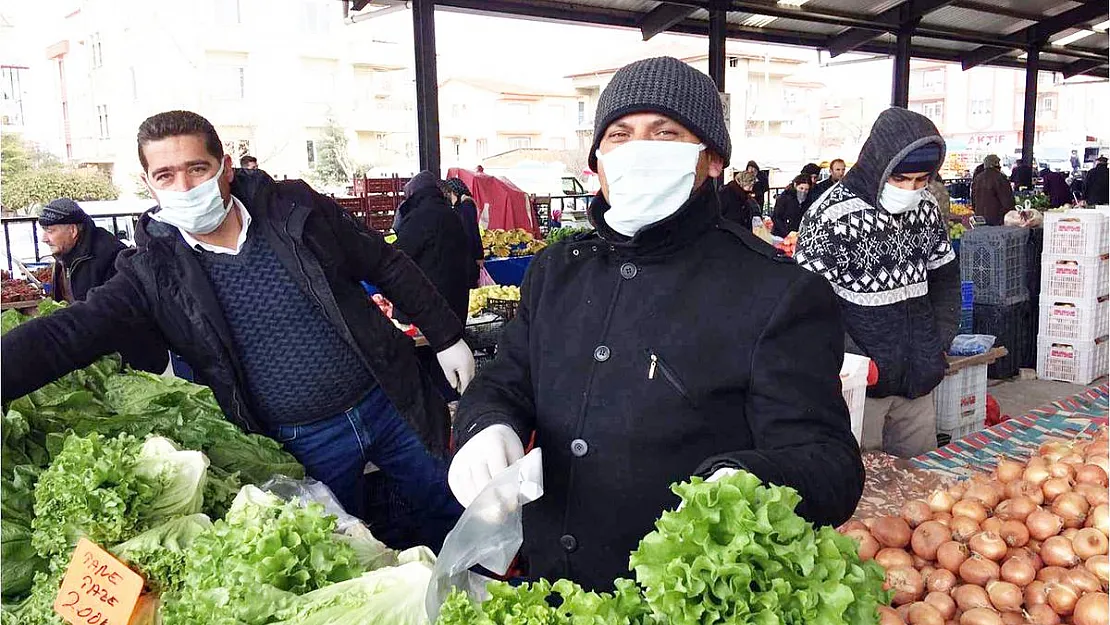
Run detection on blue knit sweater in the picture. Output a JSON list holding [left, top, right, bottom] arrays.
[[196, 229, 375, 425]]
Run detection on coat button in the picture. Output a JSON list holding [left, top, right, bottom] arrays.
[[593, 345, 610, 362], [570, 438, 588, 457], [620, 262, 638, 280], [560, 534, 578, 552]]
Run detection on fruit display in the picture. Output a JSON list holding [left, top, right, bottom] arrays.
[[841, 428, 1110, 625], [1, 278, 43, 304], [950, 222, 968, 240], [952, 203, 975, 218], [545, 226, 592, 244], [481, 229, 547, 259], [468, 285, 521, 318]]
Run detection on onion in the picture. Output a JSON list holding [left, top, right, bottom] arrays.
[[841, 520, 869, 533], [995, 459, 1024, 483], [874, 516, 914, 548], [1042, 477, 1073, 503], [1046, 582, 1079, 616], [1027, 509, 1065, 541], [995, 497, 1037, 522], [1025, 463, 1052, 485], [1005, 480, 1045, 505], [1038, 566, 1068, 583], [926, 568, 957, 594], [1075, 527, 1110, 559], [903, 500, 934, 528], [929, 489, 957, 514], [1077, 464, 1110, 487], [1077, 483, 1110, 507], [1054, 491, 1091, 528], [1064, 568, 1102, 594], [925, 592, 956, 620], [1090, 503, 1110, 537], [878, 605, 904, 625], [997, 520, 1029, 548], [1025, 580, 1050, 606], [951, 516, 982, 542], [937, 541, 970, 573], [953, 584, 992, 611], [845, 528, 881, 560], [980, 517, 1003, 535], [959, 607, 1003, 625], [877, 548, 916, 570], [1086, 554, 1109, 589], [985, 581, 1022, 612], [1041, 535, 1080, 567], [1048, 462, 1076, 480], [999, 612, 1023, 625], [953, 500, 989, 524], [969, 532, 1008, 561], [886, 566, 925, 606], [1025, 604, 1061, 625], [964, 484, 1002, 510], [908, 601, 945, 625], [934, 512, 953, 525], [1061, 453, 1086, 465], [913, 521, 953, 561], [913, 555, 931, 570], [959, 555, 1001, 586], [999, 555, 1035, 586], [1074, 592, 1109, 625], [1040, 442, 1071, 462]]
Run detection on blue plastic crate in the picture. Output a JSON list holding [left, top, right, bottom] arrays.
[[960, 227, 1030, 305], [961, 280, 975, 308]]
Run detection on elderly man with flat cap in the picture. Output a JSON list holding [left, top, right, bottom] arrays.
[[448, 56, 864, 590]]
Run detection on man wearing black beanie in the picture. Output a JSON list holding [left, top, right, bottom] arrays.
[[449, 56, 864, 590], [796, 107, 960, 459]]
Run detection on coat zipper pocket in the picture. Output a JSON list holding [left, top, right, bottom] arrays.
[[647, 350, 694, 406]]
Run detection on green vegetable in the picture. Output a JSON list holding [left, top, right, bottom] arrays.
[[0, 310, 24, 336], [271, 559, 435, 625], [629, 470, 889, 625], [437, 578, 653, 625], [1, 464, 43, 598], [545, 227, 592, 245], [1, 571, 64, 625], [112, 513, 213, 593]]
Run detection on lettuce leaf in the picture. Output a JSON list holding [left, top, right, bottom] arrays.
[[112, 513, 213, 593], [271, 560, 435, 625]]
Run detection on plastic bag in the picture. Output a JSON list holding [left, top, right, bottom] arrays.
[[425, 448, 544, 622], [478, 265, 496, 287], [949, 334, 996, 357]]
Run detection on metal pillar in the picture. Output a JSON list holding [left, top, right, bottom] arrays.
[[708, 0, 727, 92], [891, 29, 912, 107], [1021, 44, 1039, 166], [412, 0, 441, 175]]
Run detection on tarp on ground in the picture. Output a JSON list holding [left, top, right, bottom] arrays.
[[446, 167, 539, 238]]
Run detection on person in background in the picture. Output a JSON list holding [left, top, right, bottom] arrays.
[[1009, 158, 1034, 192], [796, 107, 959, 459], [719, 169, 760, 226], [1070, 149, 1081, 174], [745, 160, 768, 210], [771, 174, 811, 237], [798, 163, 823, 213], [444, 177, 484, 289], [971, 154, 1015, 226], [810, 158, 847, 205], [1040, 164, 1072, 208], [1084, 156, 1108, 206], [239, 155, 258, 170]]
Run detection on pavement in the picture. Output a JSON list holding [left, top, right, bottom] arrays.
[[988, 372, 1108, 419]]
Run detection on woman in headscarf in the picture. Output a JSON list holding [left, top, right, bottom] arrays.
[[444, 177, 484, 288]]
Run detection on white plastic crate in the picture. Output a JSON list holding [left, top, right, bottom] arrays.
[[1040, 254, 1110, 301], [1039, 296, 1110, 343], [840, 354, 870, 444], [934, 363, 988, 441], [1036, 337, 1110, 385], [1043, 210, 1109, 257]]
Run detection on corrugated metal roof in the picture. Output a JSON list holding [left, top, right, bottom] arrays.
[[920, 6, 1032, 36]]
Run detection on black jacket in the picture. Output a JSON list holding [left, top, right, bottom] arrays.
[[455, 182, 863, 591], [394, 173, 472, 323], [1010, 163, 1034, 191], [3, 172, 464, 456], [456, 198, 484, 289], [971, 168, 1015, 226], [718, 181, 759, 226], [771, 186, 805, 237], [1085, 163, 1108, 205]]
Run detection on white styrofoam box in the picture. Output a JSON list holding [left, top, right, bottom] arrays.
[[934, 363, 988, 441], [1039, 296, 1110, 343], [1040, 254, 1110, 301], [1036, 336, 1110, 385], [840, 353, 871, 444], [1043, 210, 1109, 257]]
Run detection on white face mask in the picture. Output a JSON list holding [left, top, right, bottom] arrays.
[[879, 182, 924, 215], [796, 189, 808, 203], [150, 162, 232, 235], [596, 141, 705, 237]]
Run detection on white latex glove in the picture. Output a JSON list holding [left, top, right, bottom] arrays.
[[448, 424, 525, 507], [437, 339, 476, 393], [706, 467, 738, 483]]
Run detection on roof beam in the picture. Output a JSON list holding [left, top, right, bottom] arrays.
[[949, 0, 1041, 23], [639, 3, 698, 41], [1062, 58, 1106, 79], [961, 1, 1107, 70], [828, 0, 955, 57]]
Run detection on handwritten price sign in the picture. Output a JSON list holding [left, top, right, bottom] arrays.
[[54, 538, 143, 625]]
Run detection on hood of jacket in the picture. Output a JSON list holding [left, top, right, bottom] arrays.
[[841, 107, 946, 209]]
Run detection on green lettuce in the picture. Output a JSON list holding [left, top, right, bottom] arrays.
[[437, 578, 654, 625], [112, 513, 213, 593], [271, 559, 435, 625]]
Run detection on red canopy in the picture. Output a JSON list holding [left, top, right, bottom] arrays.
[[446, 168, 539, 237]]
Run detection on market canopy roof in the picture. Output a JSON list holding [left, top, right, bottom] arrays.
[[429, 0, 1109, 78]]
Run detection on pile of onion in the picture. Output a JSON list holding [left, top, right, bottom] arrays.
[[845, 428, 1110, 625]]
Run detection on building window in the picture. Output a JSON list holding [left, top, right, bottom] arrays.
[[783, 88, 801, 106], [404, 141, 415, 158], [90, 33, 103, 69], [476, 138, 488, 158], [923, 101, 944, 122], [300, 2, 331, 34], [212, 65, 246, 99], [577, 101, 586, 125], [1, 66, 25, 126], [728, 57, 739, 68], [452, 103, 467, 119], [922, 69, 943, 90], [306, 139, 317, 167], [1039, 95, 1056, 112], [508, 136, 531, 149], [96, 104, 110, 139], [970, 98, 992, 118]]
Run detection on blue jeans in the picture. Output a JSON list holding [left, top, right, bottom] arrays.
[[272, 386, 462, 551]]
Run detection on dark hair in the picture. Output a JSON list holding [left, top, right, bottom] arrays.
[[830, 158, 846, 168], [136, 110, 223, 170], [240, 155, 258, 167], [792, 174, 811, 187], [746, 160, 759, 170], [800, 163, 820, 176]]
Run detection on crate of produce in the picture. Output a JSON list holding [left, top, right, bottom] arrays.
[[1036, 336, 1110, 385], [1040, 253, 1110, 301], [959, 226, 1029, 305], [934, 363, 988, 442], [1038, 295, 1110, 343], [839, 354, 870, 445], [973, 301, 1033, 380], [1042, 209, 1109, 257]]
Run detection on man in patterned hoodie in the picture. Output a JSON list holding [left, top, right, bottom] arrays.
[[795, 107, 960, 458]]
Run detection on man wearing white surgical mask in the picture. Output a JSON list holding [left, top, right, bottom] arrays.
[[449, 57, 864, 590], [796, 107, 960, 459], [2, 110, 474, 551]]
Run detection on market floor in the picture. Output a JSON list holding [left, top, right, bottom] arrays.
[[988, 373, 1108, 419]]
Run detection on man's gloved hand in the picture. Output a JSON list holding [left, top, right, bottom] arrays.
[[706, 467, 738, 483], [437, 339, 476, 392], [448, 424, 525, 507]]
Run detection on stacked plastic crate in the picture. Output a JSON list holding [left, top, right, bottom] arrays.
[[962, 226, 1031, 379], [958, 281, 974, 334], [1037, 210, 1110, 385]]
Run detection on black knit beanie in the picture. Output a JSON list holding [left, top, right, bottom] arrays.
[[39, 198, 89, 227], [589, 56, 731, 171]]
